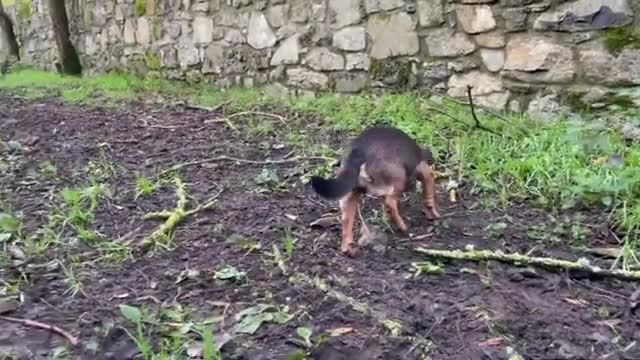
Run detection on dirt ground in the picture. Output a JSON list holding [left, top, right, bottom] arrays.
[[1, 92, 640, 360]]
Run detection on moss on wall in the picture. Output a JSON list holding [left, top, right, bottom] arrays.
[[603, 26, 640, 56], [134, 0, 146, 17], [18, 0, 31, 20], [145, 51, 160, 71], [370, 58, 412, 88]]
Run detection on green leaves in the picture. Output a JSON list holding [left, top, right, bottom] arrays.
[[119, 304, 142, 323]]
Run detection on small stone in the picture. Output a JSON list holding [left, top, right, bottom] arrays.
[[329, 0, 363, 29], [303, 47, 344, 71], [534, 0, 633, 32], [456, 5, 496, 34], [159, 46, 178, 68], [270, 35, 300, 66], [136, 17, 151, 45], [425, 28, 476, 57], [503, 8, 527, 32], [578, 44, 640, 86], [423, 61, 449, 81], [0, 300, 17, 315], [364, 0, 405, 14], [247, 12, 277, 49], [345, 53, 370, 70], [223, 29, 245, 45], [334, 72, 369, 92], [417, 0, 444, 27], [527, 92, 570, 122], [447, 70, 503, 98], [286, 68, 330, 90], [264, 83, 290, 98], [474, 31, 505, 48], [448, 58, 478, 72], [480, 49, 504, 72], [332, 26, 366, 51], [193, 16, 214, 44], [203, 44, 225, 74], [367, 12, 419, 59]]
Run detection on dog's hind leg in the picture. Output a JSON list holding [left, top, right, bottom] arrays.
[[384, 193, 408, 232], [339, 191, 361, 257], [416, 161, 441, 220]]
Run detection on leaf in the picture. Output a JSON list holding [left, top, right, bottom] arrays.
[[234, 312, 272, 334], [0, 233, 11, 243], [214, 266, 245, 281], [272, 310, 294, 324], [119, 304, 142, 323], [234, 304, 271, 321], [0, 213, 19, 234], [296, 327, 312, 346]]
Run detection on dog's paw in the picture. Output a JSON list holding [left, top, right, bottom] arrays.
[[341, 243, 358, 257]]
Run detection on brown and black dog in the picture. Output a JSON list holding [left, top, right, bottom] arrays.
[[311, 126, 441, 256]]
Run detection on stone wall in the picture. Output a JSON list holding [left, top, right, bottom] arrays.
[[3, 0, 640, 114]]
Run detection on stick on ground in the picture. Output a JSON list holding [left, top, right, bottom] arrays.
[[415, 246, 640, 281], [0, 316, 79, 347]]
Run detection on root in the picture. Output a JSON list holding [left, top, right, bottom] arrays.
[[415, 247, 640, 281], [141, 177, 221, 251], [0, 316, 79, 347]]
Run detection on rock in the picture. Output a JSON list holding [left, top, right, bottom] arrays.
[[216, 8, 250, 27], [264, 82, 290, 98], [159, 46, 178, 68], [503, 8, 527, 32], [223, 29, 246, 45], [85, 35, 98, 55], [334, 72, 369, 92], [329, 0, 363, 29], [503, 35, 575, 83], [417, 0, 444, 27], [177, 39, 200, 68], [266, 4, 288, 28], [447, 70, 503, 98], [480, 49, 504, 72], [620, 122, 640, 141], [203, 44, 225, 73], [270, 35, 300, 66], [500, 0, 537, 6], [0, 300, 17, 315], [534, 0, 633, 32], [290, 0, 309, 23], [527, 92, 570, 122], [303, 47, 345, 71], [474, 31, 505, 48], [136, 17, 151, 45], [286, 68, 330, 90], [345, 53, 370, 70], [456, 5, 496, 34], [247, 12, 277, 49], [448, 58, 478, 72], [476, 91, 510, 110], [364, 0, 405, 14], [193, 16, 214, 44], [422, 61, 449, 81], [424, 28, 476, 57], [367, 12, 419, 59], [578, 44, 640, 86], [124, 19, 136, 44], [333, 26, 366, 51]]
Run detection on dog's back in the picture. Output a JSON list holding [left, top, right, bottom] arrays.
[[311, 126, 431, 200]]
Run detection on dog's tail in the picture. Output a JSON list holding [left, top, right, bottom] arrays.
[[310, 148, 366, 200]]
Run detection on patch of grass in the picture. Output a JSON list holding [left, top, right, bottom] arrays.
[[135, 175, 158, 199], [135, 0, 146, 17], [603, 26, 640, 56]]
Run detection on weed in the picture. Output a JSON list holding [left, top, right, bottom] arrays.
[[135, 175, 157, 199], [254, 168, 286, 193], [282, 227, 297, 258]]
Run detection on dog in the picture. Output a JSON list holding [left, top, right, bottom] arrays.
[[310, 126, 441, 256]]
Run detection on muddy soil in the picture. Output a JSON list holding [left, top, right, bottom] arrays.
[[1, 92, 639, 360]]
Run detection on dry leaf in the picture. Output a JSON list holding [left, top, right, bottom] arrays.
[[309, 216, 337, 229], [328, 327, 354, 337], [478, 337, 503, 347], [563, 298, 589, 307], [285, 213, 298, 221]]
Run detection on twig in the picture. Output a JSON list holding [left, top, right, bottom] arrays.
[[0, 316, 79, 347], [415, 247, 640, 281], [183, 101, 230, 112], [466, 85, 499, 136], [159, 155, 333, 176], [217, 110, 287, 125]]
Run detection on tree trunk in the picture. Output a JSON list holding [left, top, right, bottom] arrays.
[[0, 1, 20, 61], [48, 0, 81, 75]]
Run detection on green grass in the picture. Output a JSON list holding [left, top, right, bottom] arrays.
[[2, 68, 640, 269]]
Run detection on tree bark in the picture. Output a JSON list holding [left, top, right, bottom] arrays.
[[0, 1, 20, 61], [48, 0, 81, 75]]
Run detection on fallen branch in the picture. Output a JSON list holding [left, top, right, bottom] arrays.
[[415, 247, 640, 281], [0, 315, 79, 347], [159, 155, 334, 177], [205, 110, 288, 125], [141, 178, 222, 251], [183, 101, 230, 112]]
